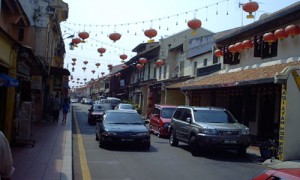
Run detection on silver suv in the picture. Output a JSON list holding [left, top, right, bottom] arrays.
[[169, 106, 251, 156]]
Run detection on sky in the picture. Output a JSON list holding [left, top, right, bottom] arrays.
[[61, 0, 300, 88]]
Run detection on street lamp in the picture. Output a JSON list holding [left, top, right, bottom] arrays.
[[63, 33, 75, 50], [63, 34, 75, 40]]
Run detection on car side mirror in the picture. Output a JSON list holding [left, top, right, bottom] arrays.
[[186, 117, 191, 123], [144, 120, 150, 125]]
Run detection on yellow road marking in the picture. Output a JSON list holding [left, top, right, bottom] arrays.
[[73, 109, 92, 180]]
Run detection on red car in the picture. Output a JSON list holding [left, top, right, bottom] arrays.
[[149, 104, 177, 138], [252, 168, 300, 180]]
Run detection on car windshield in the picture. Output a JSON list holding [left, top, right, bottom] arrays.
[[194, 110, 237, 123], [105, 112, 143, 124], [161, 108, 176, 118], [119, 104, 134, 109], [93, 104, 112, 111]]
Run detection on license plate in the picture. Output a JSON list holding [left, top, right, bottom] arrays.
[[121, 138, 133, 142], [224, 140, 237, 144]]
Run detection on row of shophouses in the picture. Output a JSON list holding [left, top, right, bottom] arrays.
[[77, 2, 300, 161], [0, 0, 70, 144]]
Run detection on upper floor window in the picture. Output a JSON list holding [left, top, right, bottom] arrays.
[[203, 59, 207, 66], [163, 65, 167, 79], [159, 66, 162, 80], [153, 67, 157, 79], [193, 62, 197, 76], [179, 61, 184, 77], [254, 35, 278, 59]]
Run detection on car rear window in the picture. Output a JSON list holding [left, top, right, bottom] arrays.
[[194, 110, 237, 123], [161, 108, 176, 118], [93, 104, 112, 111], [105, 112, 143, 124], [120, 104, 134, 109]]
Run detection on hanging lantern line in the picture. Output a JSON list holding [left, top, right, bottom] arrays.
[[61, 0, 227, 29]]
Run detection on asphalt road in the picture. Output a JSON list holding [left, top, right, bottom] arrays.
[[72, 103, 267, 180]]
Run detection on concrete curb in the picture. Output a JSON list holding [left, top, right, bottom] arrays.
[[61, 106, 73, 180]]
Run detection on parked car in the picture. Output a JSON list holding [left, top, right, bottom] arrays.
[[88, 103, 113, 125], [169, 106, 251, 156], [99, 97, 121, 109], [114, 103, 135, 110], [149, 104, 177, 138], [70, 98, 79, 103], [95, 110, 150, 150], [83, 98, 93, 104], [252, 168, 300, 180]]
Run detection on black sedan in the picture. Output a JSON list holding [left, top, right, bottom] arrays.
[[88, 103, 113, 125], [95, 110, 150, 150]]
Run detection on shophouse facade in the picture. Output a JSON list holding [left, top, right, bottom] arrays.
[[168, 2, 300, 161], [0, 0, 69, 142]]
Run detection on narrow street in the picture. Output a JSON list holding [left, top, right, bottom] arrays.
[[72, 104, 267, 180]]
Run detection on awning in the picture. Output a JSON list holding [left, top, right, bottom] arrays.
[[50, 67, 70, 75], [0, 73, 19, 87], [169, 61, 300, 91]]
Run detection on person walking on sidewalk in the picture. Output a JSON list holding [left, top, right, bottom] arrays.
[[52, 94, 60, 123], [61, 97, 70, 124], [0, 130, 15, 180]]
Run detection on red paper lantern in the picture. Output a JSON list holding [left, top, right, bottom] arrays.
[[97, 48, 106, 56], [95, 63, 101, 68], [91, 70, 95, 74], [115, 72, 121, 78], [187, 18, 202, 35], [120, 54, 128, 61], [71, 62, 76, 66], [83, 60, 88, 65], [82, 67, 86, 71], [136, 64, 144, 70], [72, 38, 81, 45], [139, 57, 147, 64], [228, 45, 237, 54], [285, 24, 300, 38], [274, 28, 288, 40], [234, 42, 244, 52], [144, 28, 157, 42], [78, 32, 89, 42], [263, 32, 277, 53], [214, 49, 223, 57], [156, 59, 165, 67], [108, 64, 113, 70], [83, 78, 87, 81], [77, 78, 80, 81], [109, 32, 121, 42], [101, 72, 105, 76], [242, 39, 253, 49], [263, 32, 277, 45], [242, 1, 259, 19]]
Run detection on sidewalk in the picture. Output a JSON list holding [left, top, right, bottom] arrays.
[[11, 107, 72, 180]]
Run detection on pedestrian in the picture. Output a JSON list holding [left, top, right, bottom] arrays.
[[61, 97, 70, 124], [0, 131, 15, 180], [52, 94, 60, 123]]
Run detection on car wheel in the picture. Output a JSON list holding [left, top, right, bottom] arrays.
[[99, 138, 106, 148], [238, 147, 247, 156], [189, 136, 199, 156], [143, 143, 151, 150], [169, 129, 178, 146]]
